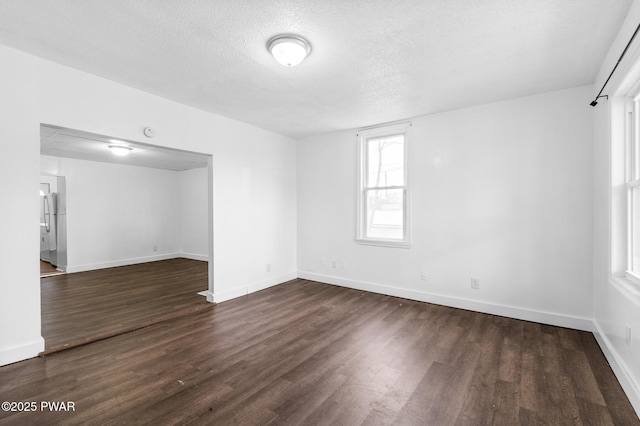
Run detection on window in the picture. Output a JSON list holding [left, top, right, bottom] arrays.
[[356, 122, 410, 247], [606, 52, 640, 295], [626, 96, 640, 285]]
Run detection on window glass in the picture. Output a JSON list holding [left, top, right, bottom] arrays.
[[366, 135, 404, 187], [357, 123, 410, 247], [365, 188, 404, 239], [632, 186, 640, 274]]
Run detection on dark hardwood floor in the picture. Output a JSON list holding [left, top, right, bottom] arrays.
[[39, 260, 64, 278], [41, 258, 210, 353], [2, 279, 637, 424]]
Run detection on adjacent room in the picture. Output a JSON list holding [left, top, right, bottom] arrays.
[[39, 125, 213, 352], [1, 0, 639, 423]]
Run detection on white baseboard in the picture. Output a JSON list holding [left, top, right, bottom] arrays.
[[297, 271, 593, 332], [213, 271, 297, 303], [213, 286, 247, 303], [198, 290, 215, 303], [592, 320, 640, 417], [179, 252, 209, 262], [0, 337, 45, 367], [65, 253, 209, 273]]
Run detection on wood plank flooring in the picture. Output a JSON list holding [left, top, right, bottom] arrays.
[[39, 260, 63, 278], [40, 258, 210, 353], [2, 279, 637, 424]]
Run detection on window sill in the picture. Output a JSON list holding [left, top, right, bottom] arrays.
[[625, 270, 640, 286], [356, 238, 412, 249], [609, 275, 640, 308]]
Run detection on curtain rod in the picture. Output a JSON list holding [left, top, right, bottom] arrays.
[[591, 21, 640, 106]]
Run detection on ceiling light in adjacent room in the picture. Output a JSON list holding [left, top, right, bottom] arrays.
[[268, 34, 311, 67], [108, 145, 132, 156]]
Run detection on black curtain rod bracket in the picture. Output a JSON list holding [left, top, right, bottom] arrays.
[[590, 95, 609, 107]]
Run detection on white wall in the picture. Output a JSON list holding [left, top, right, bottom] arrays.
[[0, 43, 297, 366], [298, 85, 594, 330], [180, 166, 209, 260], [0, 45, 42, 366], [592, 0, 640, 414], [40, 155, 184, 271]]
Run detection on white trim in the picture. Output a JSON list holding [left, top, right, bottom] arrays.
[[592, 320, 640, 418], [297, 271, 593, 331], [207, 155, 215, 306], [212, 272, 297, 303], [179, 252, 209, 262], [0, 337, 45, 367], [357, 121, 412, 135], [355, 238, 412, 248], [364, 185, 406, 191], [64, 253, 208, 273], [247, 272, 297, 294], [212, 287, 246, 304], [197, 289, 215, 303], [610, 276, 640, 309], [612, 96, 629, 276], [624, 270, 640, 288], [65, 253, 181, 273], [356, 122, 412, 246]]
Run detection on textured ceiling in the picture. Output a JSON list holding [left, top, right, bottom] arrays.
[[0, 0, 633, 138]]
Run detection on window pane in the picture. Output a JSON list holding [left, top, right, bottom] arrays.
[[635, 101, 640, 180], [632, 186, 640, 274], [366, 135, 404, 187], [365, 188, 404, 239]]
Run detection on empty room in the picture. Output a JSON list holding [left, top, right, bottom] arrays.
[[1, 1, 640, 424]]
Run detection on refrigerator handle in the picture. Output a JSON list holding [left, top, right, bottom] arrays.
[[44, 196, 50, 233]]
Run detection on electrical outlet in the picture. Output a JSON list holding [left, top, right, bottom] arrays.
[[340, 261, 346, 269], [153, 245, 158, 252], [470, 277, 480, 289], [266, 264, 271, 272], [421, 271, 428, 281], [626, 324, 632, 346], [332, 260, 337, 268], [321, 257, 326, 266]]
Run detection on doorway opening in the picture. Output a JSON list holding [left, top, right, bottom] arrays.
[[39, 124, 214, 353]]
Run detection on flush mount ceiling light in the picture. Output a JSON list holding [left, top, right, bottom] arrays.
[[267, 34, 311, 67], [108, 145, 133, 156]]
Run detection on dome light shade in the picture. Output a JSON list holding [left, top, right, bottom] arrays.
[[268, 34, 311, 67], [108, 145, 132, 156]]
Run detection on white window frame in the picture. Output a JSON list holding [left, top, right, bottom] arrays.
[[625, 95, 640, 287], [356, 122, 411, 248], [607, 37, 640, 300]]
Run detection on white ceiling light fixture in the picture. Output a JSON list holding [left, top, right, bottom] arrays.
[[267, 34, 311, 67], [108, 145, 133, 156]]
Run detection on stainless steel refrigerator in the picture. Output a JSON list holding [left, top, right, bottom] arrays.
[[40, 176, 67, 270]]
